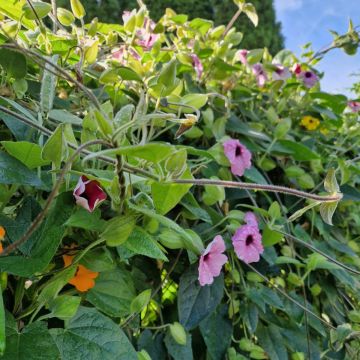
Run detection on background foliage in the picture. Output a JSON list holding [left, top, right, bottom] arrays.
[[57, 0, 284, 53]]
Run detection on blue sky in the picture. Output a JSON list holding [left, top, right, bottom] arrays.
[[274, 0, 360, 96]]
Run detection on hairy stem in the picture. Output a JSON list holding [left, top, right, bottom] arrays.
[[172, 179, 342, 202]]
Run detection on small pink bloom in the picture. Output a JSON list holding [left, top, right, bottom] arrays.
[[73, 176, 107, 213], [232, 223, 263, 264], [136, 18, 159, 50], [291, 63, 302, 75], [223, 139, 252, 177], [273, 64, 291, 81], [198, 235, 228, 286], [235, 49, 249, 65], [244, 212, 258, 227], [299, 70, 318, 88], [122, 10, 134, 24], [191, 54, 203, 79], [348, 101, 360, 112], [252, 64, 268, 87]]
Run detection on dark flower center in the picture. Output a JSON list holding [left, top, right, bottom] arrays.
[[305, 72, 312, 78], [245, 235, 254, 246], [235, 145, 242, 157]]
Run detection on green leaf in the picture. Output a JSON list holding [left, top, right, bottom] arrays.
[[0, 49, 27, 79], [86, 268, 136, 317], [117, 66, 142, 82], [2, 314, 59, 360], [320, 201, 338, 225], [268, 201, 281, 220], [288, 201, 320, 222], [164, 332, 193, 360], [199, 305, 232, 360], [158, 59, 177, 89], [262, 226, 283, 247], [256, 324, 287, 360], [0, 151, 43, 187], [243, 3, 258, 27], [152, 169, 193, 215], [130, 289, 152, 313], [65, 208, 106, 232], [246, 49, 264, 65], [123, 227, 168, 261], [80, 247, 116, 272], [0, 192, 73, 276], [169, 322, 187, 346], [23, 1, 52, 19], [46, 295, 81, 321], [48, 109, 82, 125], [117, 143, 175, 162], [50, 307, 137, 360], [0, 289, 5, 356], [40, 55, 58, 113], [100, 214, 137, 247], [202, 177, 225, 206], [324, 168, 340, 193], [178, 266, 224, 330], [41, 124, 68, 165], [0, 0, 36, 29], [306, 253, 341, 271], [275, 140, 320, 161], [128, 203, 204, 255], [1, 141, 50, 169]]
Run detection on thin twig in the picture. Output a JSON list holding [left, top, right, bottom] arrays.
[[276, 230, 360, 276]]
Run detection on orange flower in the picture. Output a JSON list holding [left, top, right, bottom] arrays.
[[0, 227, 5, 253], [63, 254, 99, 292], [0, 227, 5, 240]]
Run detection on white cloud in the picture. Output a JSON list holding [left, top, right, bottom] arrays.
[[275, 0, 303, 12]]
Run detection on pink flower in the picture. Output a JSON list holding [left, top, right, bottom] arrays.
[[112, 46, 140, 64], [244, 212, 258, 227], [191, 54, 203, 79], [223, 139, 252, 177], [136, 18, 159, 50], [273, 64, 291, 81], [252, 64, 268, 87], [348, 101, 360, 112], [235, 49, 249, 65], [291, 63, 302, 75], [122, 10, 134, 24], [299, 70, 318, 88], [198, 235, 228, 286], [232, 219, 263, 264], [73, 176, 107, 213]]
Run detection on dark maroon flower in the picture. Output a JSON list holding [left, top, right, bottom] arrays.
[[73, 176, 107, 212]]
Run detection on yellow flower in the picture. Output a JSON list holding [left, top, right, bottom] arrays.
[[300, 116, 320, 131]]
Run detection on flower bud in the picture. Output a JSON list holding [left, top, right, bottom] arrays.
[[70, 0, 86, 19]]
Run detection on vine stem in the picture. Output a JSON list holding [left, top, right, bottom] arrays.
[[223, 8, 242, 38], [0, 140, 108, 256], [172, 179, 342, 202]]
